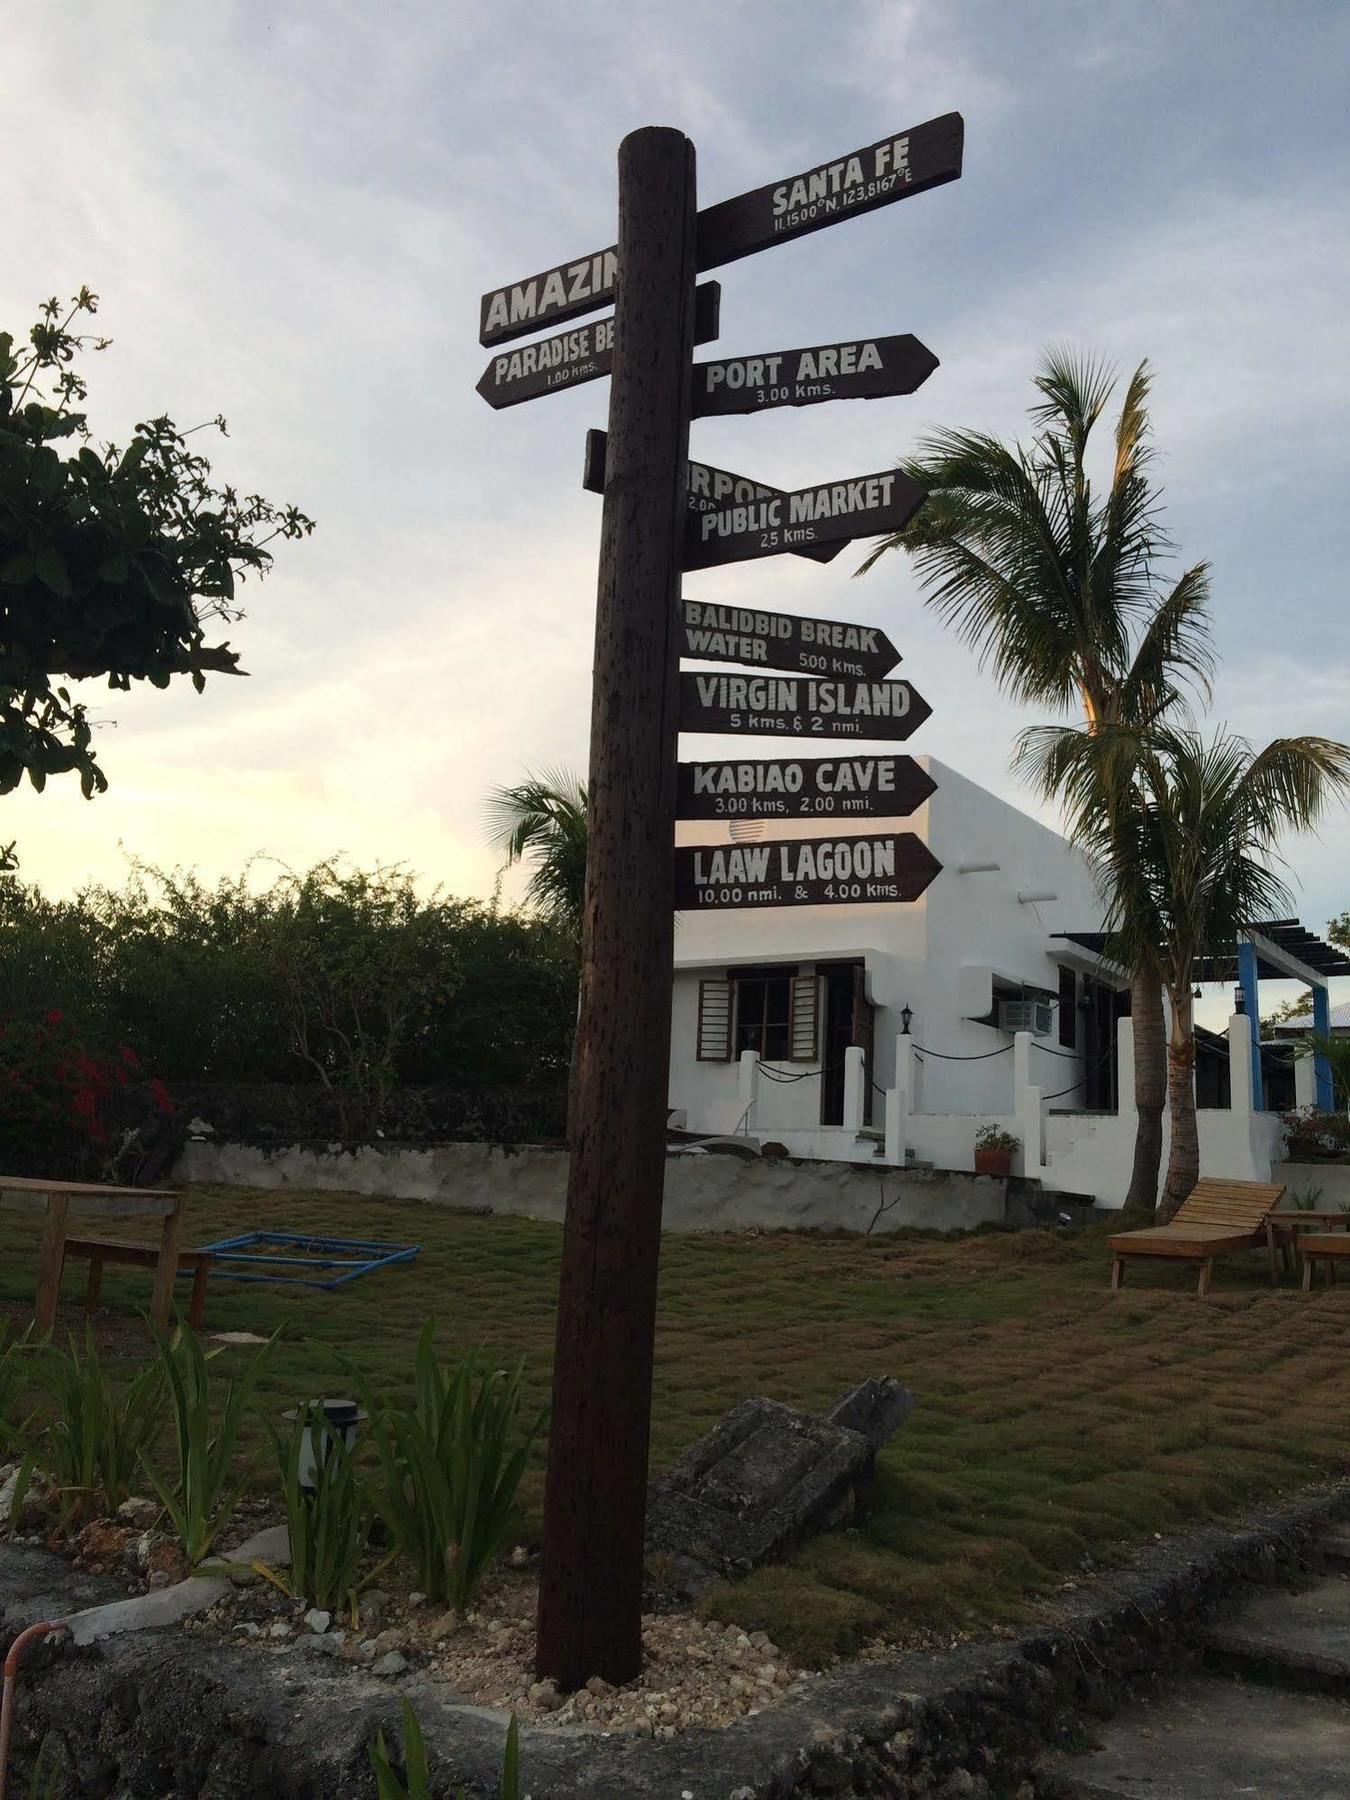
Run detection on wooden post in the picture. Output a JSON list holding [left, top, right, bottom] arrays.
[[33, 1192, 69, 1334], [150, 1195, 185, 1330], [535, 125, 697, 1690]]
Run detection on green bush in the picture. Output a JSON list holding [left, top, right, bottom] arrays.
[[15, 1326, 167, 1534], [142, 1323, 277, 1566], [270, 1405, 372, 1614], [369, 1703, 518, 1800], [355, 1327, 545, 1610]]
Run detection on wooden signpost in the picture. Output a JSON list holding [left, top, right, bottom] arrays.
[[680, 670, 931, 740], [692, 332, 937, 418], [676, 753, 936, 822], [584, 430, 842, 564], [477, 283, 721, 410], [680, 600, 899, 679], [479, 108, 962, 1694], [479, 111, 963, 344], [675, 833, 942, 910], [684, 466, 927, 571]]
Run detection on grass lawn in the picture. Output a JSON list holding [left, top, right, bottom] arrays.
[[4, 1184, 1350, 1666]]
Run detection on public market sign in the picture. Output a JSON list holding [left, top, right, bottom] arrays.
[[583, 430, 842, 565], [479, 112, 964, 345], [679, 671, 931, 740], [676, 754, 936, 821], [680, 601, 899, 679], [683, 468, 926, 571], [692, 334, 937, 419], [477, 283, 721, 410], [674, 833, 942, 910]]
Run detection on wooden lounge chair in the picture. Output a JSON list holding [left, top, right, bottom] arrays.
[[1108, 1178, 1287, 1296]]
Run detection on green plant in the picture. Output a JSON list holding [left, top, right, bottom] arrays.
[[141, 1322, 277, 1566], [369, 1703, 519, 1800], [17, 1326, 166, 1534], [974, 1124, 1020, 1154], [0, 1319, 38, 1456], [269, 1404, 372, 1613], [1281, 1108, 1350, 1162], [1308, 1032, 1350, 1110], [355, 1327, 546, 1610]]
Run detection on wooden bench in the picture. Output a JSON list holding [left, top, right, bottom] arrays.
[[0, 1176, 184, 1331], [1299, 1234, 1350, 1291], [1108, 1177, 1287, 1295], [64, 1237, 214, 1329]]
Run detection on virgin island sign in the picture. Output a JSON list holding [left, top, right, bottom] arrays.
[[681, 601, 898, 679], [680, 671, 931, 740], [479, 112, 964, 344], [674, 833, 942, 911], [692, 333, 937, 419], [683, 467, 926, 571], [477, 283, 721, 409], [676, 753, 936, 821]]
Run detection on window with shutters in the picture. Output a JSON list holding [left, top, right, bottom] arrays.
[[1058, 964, 1077, 1048], [789, 973, 819, 1061], [696, 979, 732, 1061], [735, 974, 792, 1060]]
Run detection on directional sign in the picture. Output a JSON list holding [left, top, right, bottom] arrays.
[[680, 600, 899, 680], [675, 833, 942, 911], [684, 468, 926, 572], [480, 112, 964, 345], [583, 430, 843, 565], [680, 670, 931, 741], [693, 333, 937, 419], [477, 284, 721, 410], [677, 754, 936, 822]]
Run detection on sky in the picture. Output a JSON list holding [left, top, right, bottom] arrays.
[[3, 1, 1348, 1014]]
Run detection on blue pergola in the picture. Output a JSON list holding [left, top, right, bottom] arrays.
[[1198, 920, 1348, 1111]]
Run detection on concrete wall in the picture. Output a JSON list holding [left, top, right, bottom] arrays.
[[174, 1138, 1010, 1235], [1274, 1162, 1350, 1206]]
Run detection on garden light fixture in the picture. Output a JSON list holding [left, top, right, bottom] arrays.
[[282, 1398, 367, 1492]]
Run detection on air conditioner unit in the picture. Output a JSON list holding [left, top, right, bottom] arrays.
[[998, 998, 1053, 1037]]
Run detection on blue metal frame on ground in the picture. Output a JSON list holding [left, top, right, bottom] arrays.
[[188, 1231, 421, 1291]]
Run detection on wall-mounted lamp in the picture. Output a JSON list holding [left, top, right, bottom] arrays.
[[1192, 985, 1203, 1000], [281, 1398, 367, 1492], [900, 1004, 913, 1035], [1233, 986, 1247, 1017]]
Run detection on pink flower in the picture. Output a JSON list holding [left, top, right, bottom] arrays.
[[44, 1009, 64, 1026], [149, 1078, 175, 1116]]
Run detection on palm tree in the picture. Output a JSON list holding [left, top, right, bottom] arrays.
[[1023, 723, 1350, 1219], [859, 347, 1212, 1210], [486, 767, 588, 939]]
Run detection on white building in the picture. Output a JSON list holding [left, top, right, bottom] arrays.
[[669, 757, 1125, 1157], [668, 756, 1319, 1206]]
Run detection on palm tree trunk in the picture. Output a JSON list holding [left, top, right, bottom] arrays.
[[1159, 985, 1199, 1222], [1125, 969, 1166, 1214]]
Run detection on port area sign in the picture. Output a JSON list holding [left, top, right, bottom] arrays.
[[676, 754, 936, 821], [683, 467, 926, 571], [477, 283, 721, 409], [675, 833, 942, 910], [692, 333, 937, 419], [680, 670, 931, 741], [680, 601, 899, 679], [583, 429, 842, 565], [480, 112, 964, 344]]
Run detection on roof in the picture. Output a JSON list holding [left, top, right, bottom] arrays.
[[1052, 920, 1350, 984], [1271, 999, 1350, 1038]]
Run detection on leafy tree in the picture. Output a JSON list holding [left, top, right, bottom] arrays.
[[1024, 722, 1350, 1217], [860, 349, 1212, 1211], [0, 287, 313, 795], [486, 767, 588, 939]]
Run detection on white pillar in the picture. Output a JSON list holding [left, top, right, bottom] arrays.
[[885, 1034, 914, 1165], [1227, 1014, 1253, 1121], [738, 1050, 759, 1130], [1116, 1014, 1136, 1121], [843, 1044, 866, 1134], [1294, 1046, 1317, 1112], [1013, 1030, 1045, 1178]]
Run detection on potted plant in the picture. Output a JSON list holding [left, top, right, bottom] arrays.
[[973, 1124, 1019, 1179]]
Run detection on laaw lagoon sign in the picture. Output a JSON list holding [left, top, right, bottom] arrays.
[[692, 333, 937, 419], [674, 833, 942, 910], [676, 753, 936, 821], [683, 467, 926, 571], [680, 601, 899, 678], [480, 113, 963, 345], [679, 671, 931, 740]]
